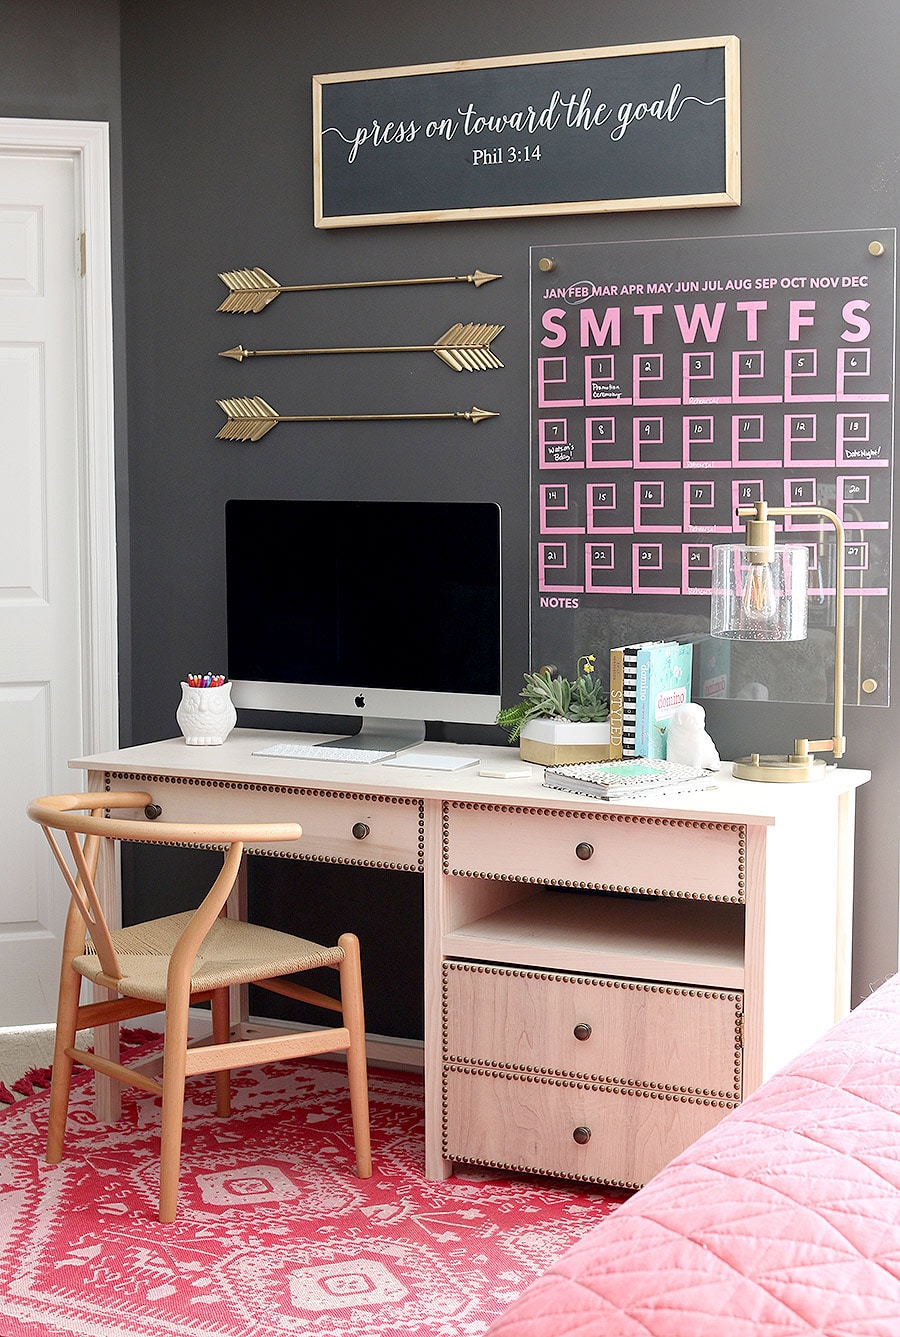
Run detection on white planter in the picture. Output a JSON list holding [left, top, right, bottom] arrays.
[[518, 718, 612, 766]]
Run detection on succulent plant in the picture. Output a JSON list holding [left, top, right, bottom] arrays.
[[496, 656, 609, 742]]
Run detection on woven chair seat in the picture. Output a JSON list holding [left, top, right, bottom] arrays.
[[75, 912, 345, 1003]]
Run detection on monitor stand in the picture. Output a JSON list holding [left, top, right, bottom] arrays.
[[317, 717, 427, 754]]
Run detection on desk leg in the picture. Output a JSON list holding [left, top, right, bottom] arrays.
[[88, 769, 122, 1122], [226, 852, 250, 1031], [834, 789, 856, 1021], [423, 798, 452, 1179]]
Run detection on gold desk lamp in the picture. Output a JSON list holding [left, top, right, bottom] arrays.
[[711, 500, 846, 783]]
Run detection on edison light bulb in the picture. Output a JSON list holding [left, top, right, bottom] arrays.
[[741, 561, 777, 622]]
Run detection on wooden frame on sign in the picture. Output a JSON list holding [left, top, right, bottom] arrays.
[[313, 36, 740, 228]]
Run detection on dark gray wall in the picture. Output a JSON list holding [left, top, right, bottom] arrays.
[[0, 0, 119, 118], [4, 0, 899, 1029]]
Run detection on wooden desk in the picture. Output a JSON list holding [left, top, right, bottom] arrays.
[[72, 729, 868, 1187]]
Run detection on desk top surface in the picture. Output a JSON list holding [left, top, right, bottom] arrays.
[[71, 729, 870, 827]]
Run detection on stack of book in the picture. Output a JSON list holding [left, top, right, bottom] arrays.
[[608, 639, 693, 760], [543, 757, 712, 801]]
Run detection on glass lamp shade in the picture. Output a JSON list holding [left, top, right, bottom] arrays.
[[711, 543, 809, 642]]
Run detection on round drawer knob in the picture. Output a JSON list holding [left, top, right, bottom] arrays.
[[575, 842, 594, 861], [351, 821, 370, 841], [573, 1023, 592, 1042], [572, 1126, 592, 1145], [144, 803, 162, 821]]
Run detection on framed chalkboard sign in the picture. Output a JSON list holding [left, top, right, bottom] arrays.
[[313, 37, 740, 229]]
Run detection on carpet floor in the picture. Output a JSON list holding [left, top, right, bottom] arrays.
[[0, 1045, 627, 1337], [0, 1027, 95, 1104]]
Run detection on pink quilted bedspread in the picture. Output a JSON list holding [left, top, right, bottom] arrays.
[[485, 975, 900, 1337]]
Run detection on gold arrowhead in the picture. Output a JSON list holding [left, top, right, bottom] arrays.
[[219, 346, 248, 361]]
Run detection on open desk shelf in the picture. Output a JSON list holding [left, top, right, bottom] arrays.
[[443, 888, 745, 990]]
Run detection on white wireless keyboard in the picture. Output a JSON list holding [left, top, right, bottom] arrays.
[[252, 742, 396, 764]]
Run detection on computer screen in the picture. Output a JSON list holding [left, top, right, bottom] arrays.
[[225, 499, 502, 749]]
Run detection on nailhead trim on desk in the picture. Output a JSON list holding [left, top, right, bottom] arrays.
[[105, 770, 425, 872], [441, 801, 746, 903], [440, 1155, 644, 1192], [443, 1062, 739, 1107], [441, 965, 741, 1185], [440, 1061, 734, 1192], [441, 963, 743, 1102]]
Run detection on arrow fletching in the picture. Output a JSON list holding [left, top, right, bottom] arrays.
[[216, 397, 280, 441], [433, 323, 504, 372], [217, 269, 281, 314]]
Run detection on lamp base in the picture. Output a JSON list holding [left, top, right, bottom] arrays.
[[732, 752, 829, 783]]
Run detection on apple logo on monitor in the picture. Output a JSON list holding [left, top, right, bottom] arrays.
[[355, 694, 366, 709]]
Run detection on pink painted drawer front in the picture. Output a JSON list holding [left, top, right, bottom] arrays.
[[443, 962, 742, 1101], [107, 771, 424, 871], [443, 802, 745, 902], [442, 1066, 730, 1189]]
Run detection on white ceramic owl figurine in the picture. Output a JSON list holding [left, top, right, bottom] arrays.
[[176, 682, 237, 745], [665, 703, 720, 771]]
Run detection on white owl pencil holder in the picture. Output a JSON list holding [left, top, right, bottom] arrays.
[[176, 680, 237, 745]]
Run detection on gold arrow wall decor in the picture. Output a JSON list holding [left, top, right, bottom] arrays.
[[216, 397, 499, 442], [219, 322, 504, 372], [217, 267, 502, 313]]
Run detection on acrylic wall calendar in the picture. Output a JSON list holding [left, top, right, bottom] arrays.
[[530, 230, 896, 706]]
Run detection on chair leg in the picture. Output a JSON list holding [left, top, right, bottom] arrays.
[[159, 990, 191, 1223], [337, 932, 372, 1179], [46, 964, 82, 1164], [211, 987, 231, 1118]]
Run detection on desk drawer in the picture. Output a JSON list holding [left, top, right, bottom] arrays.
[[442, 1068, 731, 1188], [443, 802, 745, 902], [108, 772, 423, 871], [443, 962, 742, 1100]]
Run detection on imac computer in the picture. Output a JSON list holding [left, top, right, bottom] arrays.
[[225, 499, 502, 752]]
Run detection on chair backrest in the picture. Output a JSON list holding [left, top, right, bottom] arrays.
[[27, 791, 303, 982]]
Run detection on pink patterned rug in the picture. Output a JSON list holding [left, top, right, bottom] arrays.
[[0, 1050, 626, 1337]]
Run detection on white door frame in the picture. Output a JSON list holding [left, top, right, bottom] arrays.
[[0, 118, 118, 756]]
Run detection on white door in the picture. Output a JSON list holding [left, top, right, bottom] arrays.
[[0, 122, 117, 1025]]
